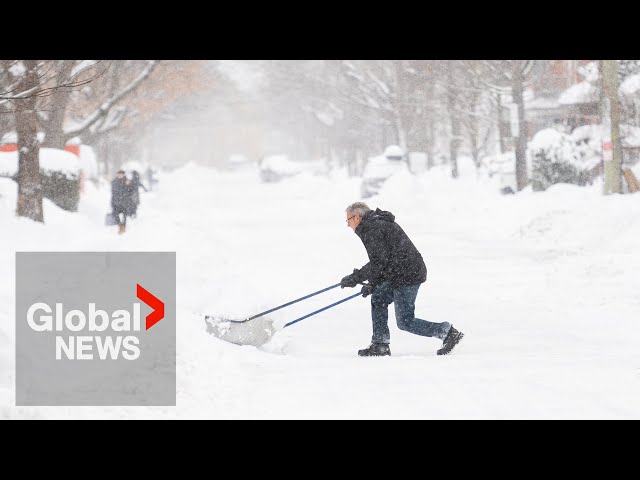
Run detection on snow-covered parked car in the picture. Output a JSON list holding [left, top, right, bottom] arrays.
[[259, 155, 301, 182], [259, 155, 328, 183], [361, 145, 407, 198], [226, 153, 254, 171]]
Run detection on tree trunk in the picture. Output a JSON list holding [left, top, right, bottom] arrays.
[[470, 126, 480, 169], [495, 92, 505, 154], [41, 60, 75, 149], [600, 60, 623, 194], [395, 114, 406, 151], [381, 121, 389, 149], [394, 60, 408, 152], [465, 91, 481, 169], [423, 78, 435, 170], [512, 62, 529, 191], [426, 116, 435, 169], [15, 60, 43, 222], [447, 65, 460, 179]]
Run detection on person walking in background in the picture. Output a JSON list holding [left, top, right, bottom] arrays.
[[111, 170, 129, 234], [340, 202, 464, 357], [127, 170, 147, 218], [145, 167, 156, 192]]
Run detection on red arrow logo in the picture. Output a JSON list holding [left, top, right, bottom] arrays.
[[137, 284, 164, 330]]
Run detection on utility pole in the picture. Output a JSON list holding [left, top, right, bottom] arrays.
[[600, 60, 622, 194]]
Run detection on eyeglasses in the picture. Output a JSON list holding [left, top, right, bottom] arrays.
[[346, 215, 356, 224]]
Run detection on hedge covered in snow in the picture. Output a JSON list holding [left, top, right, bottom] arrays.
[[529, 127, 601, 191]]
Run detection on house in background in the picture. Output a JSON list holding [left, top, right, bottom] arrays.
[[528, 60, 600, 134], [498, 61, 600, 143]]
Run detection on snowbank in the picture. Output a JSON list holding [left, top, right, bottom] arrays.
[[0, 148, 81, 177]]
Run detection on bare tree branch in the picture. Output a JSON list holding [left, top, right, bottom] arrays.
[[0, 60, 110, 106], [63, 60, 159, 140]]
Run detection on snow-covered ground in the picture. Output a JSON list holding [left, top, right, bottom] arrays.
[[1, 159, 639, 419]]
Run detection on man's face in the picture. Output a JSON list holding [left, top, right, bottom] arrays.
[[346, 209, 361, 232], [116, 172, 124, 179]]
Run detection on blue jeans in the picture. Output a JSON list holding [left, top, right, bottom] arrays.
[[371, 282, 451, 344]]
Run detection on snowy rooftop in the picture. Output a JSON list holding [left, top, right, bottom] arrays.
[[558, 81, 599, 105]]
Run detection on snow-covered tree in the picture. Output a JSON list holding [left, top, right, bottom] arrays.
[[473, 61, 536, 191], [457, 61, 497, 170], [38, 60, 159, 150], [3, 61, 42, 221], [0, 60, 131, 221]]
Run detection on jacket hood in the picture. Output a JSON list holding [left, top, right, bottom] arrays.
[[365, 208, 395, 223]]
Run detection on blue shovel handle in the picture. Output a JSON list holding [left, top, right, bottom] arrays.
[[228, 283, 342, 323], [283, 291, 363, 328]]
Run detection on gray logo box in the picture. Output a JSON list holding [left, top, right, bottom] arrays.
[[16, 252, 176, 406]]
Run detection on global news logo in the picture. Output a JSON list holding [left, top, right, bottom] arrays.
[[25, 284, 164, 361]]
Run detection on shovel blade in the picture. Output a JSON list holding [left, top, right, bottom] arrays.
[[204, 315, 277, 347]]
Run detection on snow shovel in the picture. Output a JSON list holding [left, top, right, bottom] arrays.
[[204, 282, 363, 347]]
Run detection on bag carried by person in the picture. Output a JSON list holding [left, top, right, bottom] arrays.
[[105, 212, 118, 226]]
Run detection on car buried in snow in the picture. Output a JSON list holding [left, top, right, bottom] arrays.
[[361, 145, 407, 198]]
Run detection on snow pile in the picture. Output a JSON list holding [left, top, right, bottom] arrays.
[[0, 151, 15, 177], [0, 148, 80, 177], [40, 148, 81, 176]]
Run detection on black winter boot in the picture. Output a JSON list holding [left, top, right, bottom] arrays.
[[358, 343, 391, 357], [437, 326, 464, 355]]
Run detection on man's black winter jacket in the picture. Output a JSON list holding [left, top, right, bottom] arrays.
[[352, 208, 427, 288]]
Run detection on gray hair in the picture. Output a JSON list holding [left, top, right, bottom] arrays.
[[347, 202, 371, 217]]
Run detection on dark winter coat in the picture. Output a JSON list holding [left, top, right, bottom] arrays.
[[124, 181, 137, 216], [111, 177, 128, 209], [352, 208, 427, 288], [130, 171, 147, 210]]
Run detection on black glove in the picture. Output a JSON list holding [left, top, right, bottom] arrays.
[[340, 269, 360, 288], [361, 283, 375, 297]]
